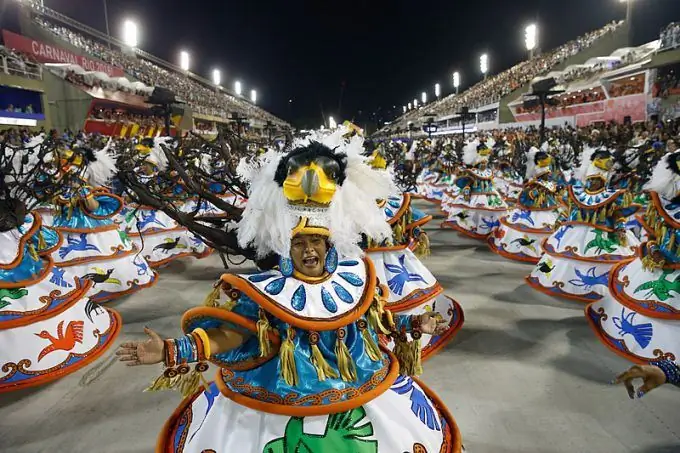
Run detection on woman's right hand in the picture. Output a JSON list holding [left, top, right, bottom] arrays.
[[613, 364, 667, 399], [116, 327, 165, 366]]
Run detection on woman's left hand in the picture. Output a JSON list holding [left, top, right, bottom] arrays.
[[418, 312, 448, 336]]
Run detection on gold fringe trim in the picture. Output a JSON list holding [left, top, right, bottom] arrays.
[[309, 337, 338, 381], [414, 232, 431, 258], [279, 327, 299, 386], [203, 284, 222, 307], [28, 244, 39, 261], [367, 296, 391, 334], [335, 330, 357, 382], [394, 337, 423, 377], [257, 309, 272, 358], [361, 327, 382, 362], [37, 231, 47, 250]]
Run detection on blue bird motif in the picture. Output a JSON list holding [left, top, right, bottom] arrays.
[[613, 308, 654, 349], [136, 211, 166, 230], [568, 266, 608, 290], [391, 376, 441, 431], [133, 256, 149, 276], [385, 254, 426, 296], [511, 209, 535, 226], [554, 225, 574, 248], [190, 235, 204, 247], [481, 217, 500, 232], [432, 190, 443, 198], [49, 266, 72, 288], [58, 233, 100, 259]]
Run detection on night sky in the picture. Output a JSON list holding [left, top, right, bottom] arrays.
[[4, 0, 680, 130]]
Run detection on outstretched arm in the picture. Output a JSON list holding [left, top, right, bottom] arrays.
[[116, 326, 246, 367]]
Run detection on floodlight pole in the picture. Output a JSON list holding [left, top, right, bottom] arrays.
[[103, 0, 111, 49]]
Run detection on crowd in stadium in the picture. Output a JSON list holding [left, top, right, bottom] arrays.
[[395, 21, 623, 127], [0, 45, 41, 79], [660, 22, 680, 50], [33, 18, 285, 125]]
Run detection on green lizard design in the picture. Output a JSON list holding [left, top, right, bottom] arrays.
[[0, 288, 29, 309], [634, 269, 680, 301], [263, 407, 378, 453], [585, 229, 619, 254]]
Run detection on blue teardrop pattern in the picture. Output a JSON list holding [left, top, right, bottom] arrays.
[[325, 246, 338, 274], [291, 284, 306, 311], [265, 277, 287, 295], [385, 208, 394, 217], [339, 260, 359, 267], [388, 200, 401, 208], [248, 273, 276, 283], [321, 287, 338, 313], [332, 281, 354, 304], [339, 272, 363, 287]]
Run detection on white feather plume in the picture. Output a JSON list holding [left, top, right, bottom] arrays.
[[462, 139, 479, 166], [577, 145, 597, 183], [149, 137, 173, 171], [85, 139, 117, 187], [645, 152, 680, 200], [525, 146, 540, 180], [236, 152, 295, 258]]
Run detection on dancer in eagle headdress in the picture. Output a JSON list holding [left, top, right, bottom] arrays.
[[116, 129, 462, 452]]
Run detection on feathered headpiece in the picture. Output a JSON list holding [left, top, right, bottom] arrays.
[[525, 146, 552, 180], [577, 146, 613, 183], [237, 127, 397, 259], [84, 138, 116, 187], [644, 151, 680, 201], [462, 139, 491, 166]]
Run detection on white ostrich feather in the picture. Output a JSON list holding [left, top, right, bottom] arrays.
[[525, 146, 540, 180], [645, 152, 680, 200], [462, 139, 480, 166], [577, 145, 597, 183], [85, 138, 117, 187]]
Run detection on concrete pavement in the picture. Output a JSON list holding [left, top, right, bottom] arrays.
[[1, 200, 679, 453]]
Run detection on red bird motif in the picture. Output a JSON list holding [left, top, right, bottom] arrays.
[[36, 320, 85, 362]]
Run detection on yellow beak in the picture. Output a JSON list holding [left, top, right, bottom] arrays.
[[283, 162, 337, 205]]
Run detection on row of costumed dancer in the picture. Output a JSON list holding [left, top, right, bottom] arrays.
[[3, 126, 470, 452], [413, 135, 680, 395], [0, 134, 238, 392]]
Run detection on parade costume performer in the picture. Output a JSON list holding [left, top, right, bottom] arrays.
[[51, 146, 157, 303], [527, 147, 640, 302], [365, 146, 464, 360], [117, 131, 462, 453], [119, 141, 211, 268], [492, 141, 523, 206], [442, 139, 508, 240], [0, 148, 120, 391], [489, 147, 562, 264], [587, 151, 680, 363]]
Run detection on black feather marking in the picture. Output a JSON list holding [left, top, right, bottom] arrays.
[[273, 142, 348, 186]]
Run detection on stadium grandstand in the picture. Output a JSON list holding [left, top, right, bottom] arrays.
[[0, 0, 288, 138], [374, 20, 680, 140]]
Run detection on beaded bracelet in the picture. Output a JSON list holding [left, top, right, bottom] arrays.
[[651, 360, 680, 387]]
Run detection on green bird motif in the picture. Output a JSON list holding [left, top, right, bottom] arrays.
[[263, 407, 378, 453], [634, 269, 680, 301], [0, 288, 29, 309], [585, 229, 619, 254], [118, 230, 130, 246]]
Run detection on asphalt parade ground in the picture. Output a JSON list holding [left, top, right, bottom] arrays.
[[1, 200, 679, 453]]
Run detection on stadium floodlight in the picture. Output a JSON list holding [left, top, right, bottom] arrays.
[[251, 89, 257, 104], [329, 116, 337, 129], [122, 20, 138, 48], [235, 80, 242, 96], [212, 69, 221, 86], [525, 24, 538, 55], [435, 83, 441, 99], [414, 99, 419, 108], [480, 54, 489, 77], [403, 105, 407, 113], [453, 71, 460, 93], [408, 102, 412, 110], [320, 125, 326, 130], [421, 92, 427, 104], [180, 51, 190, 71]]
